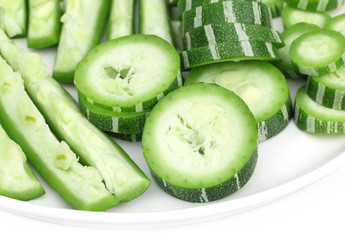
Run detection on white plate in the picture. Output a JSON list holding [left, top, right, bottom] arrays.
[[1, 5, 345, 229]]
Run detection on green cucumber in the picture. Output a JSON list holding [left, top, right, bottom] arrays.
[[294, 85, 345, 134], [290, 29, 345, 77], [275, 22, 320, 78], [181, 40, 280, 69], [107, 0, 135, 40], [262, 0, 283, 18], [183, 22, 283, 51], [74, 34, 181, 113], [281, 4, 331, 28], [306, 66, 345, 110], [182, 1, 273, 34], [27, 0, 63, 48], [0, 0, 27, 37], [108, 132, 143, 142], [284, 0, 344, 12], [78, 93, 149, 135], [142, 83, 258, 202], [0, 124, 45, 201], [327, 13, 345, 37], [185, 61, 292, 142], [0, 29, 151, 203], [53, 0, 109, 82], [0, 55, 118, 210]]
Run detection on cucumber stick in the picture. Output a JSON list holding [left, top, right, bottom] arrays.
[[142, 83, 258, 202], [107, 0, 135, 40], [27, 0, 63, 48], [0, 124, 45, 201], [0, 56, 118, 210], [0, 0, 27, 38], [185, 61, 292, 142], [0, 29, 151, 203], [53, 0, 109, 82]]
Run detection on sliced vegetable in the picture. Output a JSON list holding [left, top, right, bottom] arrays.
[[0, 29, 151, 203], [0, 124, 45, 201], [185, 61, 292, 142], [142, 83, 258, 202], [0, 55, 118, 210], [261, 0, 283, 18], [53, 0, 109, 82], [326, 13, 345, 37], [284, 0, 344, 12], [0, 0, 27, 37], [107, 0, 135, 40], [290, 29, 345, 77], [294, 85, 345, 134], [27, 0, 63, 48]]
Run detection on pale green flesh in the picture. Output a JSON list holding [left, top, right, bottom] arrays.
[[0, 56, 114, 204], [313, 66, 345, 90], [185, 62, 289, 123], [0, 0, 26, 37], [0, 29, 150, 202], [327, 14, 345, 37], [144, 84, 257, 188]]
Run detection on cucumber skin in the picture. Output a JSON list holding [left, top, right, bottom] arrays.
[[285, 0, 344, 12], [108, 132, 142, 142], [306, 76, 345, 110], [151, 147, 257, 203]]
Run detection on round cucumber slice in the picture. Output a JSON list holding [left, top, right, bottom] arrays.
[[294, 85, 345, 134], [285, 0, 344, 12], [182, 1, 272, 34], [181, 40, 280, 69], [142, 83, 258, 202], [183, 22, 283, 51], [327, 13, 345, 37], [307, 66, 345, 110], [74, 34, 180, 112], [290, 29, 345, 77], [185, 61, 292, 142]]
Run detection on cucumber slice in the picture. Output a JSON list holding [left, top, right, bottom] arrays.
[[75, 34, 180, 112], [0, 0, 27, 38], [185, 61, 292, 142], [53, 0, 109, 82], [275, 23, 320, 78], [108, 132, 143, 142], [181, 40, 280, 69], [78, 93, 149, 135], [0, 29, 151, 203], [294, 85, 345, 134], [182, 1, 273, 34], [327, 13, 345, 37], [107, 0, 135, 40], [27, 0, 63, 48], [183, 22, 283, 51], [142, 83, 258, 202], [306, 66, 345, 110], [262, 0, 283, 18], [281, 4, 331, 28], [290, 29, 345, 77], [0, 56, 118, 210], [0, 124, 45, 201], [285, 0, 344, 12]]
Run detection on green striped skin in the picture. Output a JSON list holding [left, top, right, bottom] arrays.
[[290, 30, 345, 77], [327, 13, 345, 37], [294, 86, 345, 134], [181, 40, 280, 69], [177, 0, 262, 19], [0, 0, 27, 38], [306, 68, 345, 110], [151, 147, 257, 202], [285, 0, 345, 12], [78, 94, 149, 135], [262, 0, 283, 18], [183, 23, 283, 51], [182, 1, 273, 34], [281, 4, 331, 28], [108, 132, 142, 142], [27, 0, 63, 49]]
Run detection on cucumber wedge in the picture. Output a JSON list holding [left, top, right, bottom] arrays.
[[185, 61, 292, 142], [0, 29, 151, 203], [27, 0, 63, 48], [142, 83, 258, 202], [0, 0, 27, 38], [290, 29, 345, 77], [53, 0, 109, 82], [294, 85, 345, 134], [0, 56, 118, 210], [0, 124, 45, 201]]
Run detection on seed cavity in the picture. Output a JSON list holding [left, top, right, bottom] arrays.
[[103, 66, 135, 96]]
